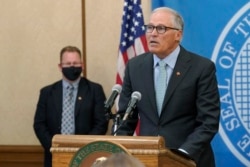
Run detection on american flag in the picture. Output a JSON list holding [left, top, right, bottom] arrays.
[[116, 0, 148, 85], [116, 0, 149, 135]]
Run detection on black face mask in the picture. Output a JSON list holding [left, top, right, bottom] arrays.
[[62, 66, 82, 81]]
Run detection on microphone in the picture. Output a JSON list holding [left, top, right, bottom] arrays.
[[104, 84, 122, 111], [122, 91, 142, 121]]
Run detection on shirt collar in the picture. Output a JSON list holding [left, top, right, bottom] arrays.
[[153, 45, 180, 69], [62, 78, 80, 89]]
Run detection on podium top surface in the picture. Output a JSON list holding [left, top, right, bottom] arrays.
[[52, 135, 166, 150]]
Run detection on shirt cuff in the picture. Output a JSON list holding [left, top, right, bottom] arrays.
[[178, 148, 189, 154]]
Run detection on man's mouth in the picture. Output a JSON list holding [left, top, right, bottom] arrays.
[[149, 40, 159, 45]]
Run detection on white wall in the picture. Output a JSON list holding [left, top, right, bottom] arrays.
[[0, 0, 151, 145]]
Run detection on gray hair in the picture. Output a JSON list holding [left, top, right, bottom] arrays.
[[152, 7, 184, 31]]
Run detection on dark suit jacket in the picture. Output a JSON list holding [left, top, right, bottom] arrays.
[[117, 46, 220, 167], [33, 77, 108, 167]]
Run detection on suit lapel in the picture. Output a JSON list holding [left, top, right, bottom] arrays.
[[53, 81, 63, 120], [141, 53, 159, 117], [75, 78, 88, 116], [53, 79, 87, 120], [163, 47, 191, 107]]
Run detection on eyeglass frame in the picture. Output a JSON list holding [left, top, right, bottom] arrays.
[[144, 24, 181, 34]]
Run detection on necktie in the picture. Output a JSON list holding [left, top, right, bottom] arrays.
[[61, 85, 75, 134], [155, 60, 167, 116]]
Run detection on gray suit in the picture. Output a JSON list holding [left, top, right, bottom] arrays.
[[117, 46, 220, 167]]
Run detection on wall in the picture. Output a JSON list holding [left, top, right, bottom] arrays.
[[0, 0, 151, 145], [85, 0, 151, 92]]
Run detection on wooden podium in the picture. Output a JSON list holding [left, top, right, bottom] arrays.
[[51, 135, 196, 167]]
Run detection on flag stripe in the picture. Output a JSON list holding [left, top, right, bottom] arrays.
[[116, 0, 148, 136]]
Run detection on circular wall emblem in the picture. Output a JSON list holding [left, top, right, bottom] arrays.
[[212, 2, 250, 166], [69, 140, 129, 167]]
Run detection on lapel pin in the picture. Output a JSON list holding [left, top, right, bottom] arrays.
[[78, 96, 82, 100], [176, 72, 181, 76]]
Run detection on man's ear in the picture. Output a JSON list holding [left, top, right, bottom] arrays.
[[58, 63, 62, 72]]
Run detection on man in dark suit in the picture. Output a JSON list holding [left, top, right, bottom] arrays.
[[116, 7, 220, 167], [33, 46, 108, 167]]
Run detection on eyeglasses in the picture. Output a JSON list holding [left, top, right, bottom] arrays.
[[60, 62, 82, 67], [144, 25, 180, 34]]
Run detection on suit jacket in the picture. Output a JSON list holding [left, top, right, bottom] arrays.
[[117, 46, 220, 167], [33, 77, 108, 167]]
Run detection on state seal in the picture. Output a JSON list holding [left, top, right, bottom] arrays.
[[212, 2, 250, 166]]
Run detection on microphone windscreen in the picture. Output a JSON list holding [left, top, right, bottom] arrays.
[[131, 91, 141, 101], [112, 84, 122, 93]]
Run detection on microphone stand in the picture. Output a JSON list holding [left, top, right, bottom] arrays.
[[112, 109, 135, 136], [105, 108, 121, 136], [113, 114, 120, 136]]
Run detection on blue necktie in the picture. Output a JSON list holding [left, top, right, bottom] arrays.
[[155, 60, 167, 116], [61, 85, 75, 134]]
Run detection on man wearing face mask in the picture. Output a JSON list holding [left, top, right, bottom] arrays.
[[33, 46, 108, 167]]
